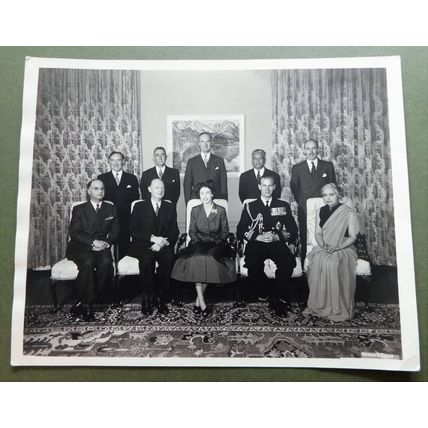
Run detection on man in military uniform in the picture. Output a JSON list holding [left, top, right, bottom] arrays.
[[237, 175, 298, 317]]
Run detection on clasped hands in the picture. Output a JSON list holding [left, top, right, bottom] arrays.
[[255, 231, 280, 243], [150, 235, 169, 252], [92, 240, 109, 251], [323, 243, 340, 253], [255, 229, 291, 244]]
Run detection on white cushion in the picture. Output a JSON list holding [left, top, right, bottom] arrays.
[[117, 256, 160, 276], [356, 258, 371, 276], [51, 258, 78, 281], [306, 198, 325, 257], [239, 257, 303, 279], [117, 256, 140, 276], [303, 254, 372, 277]]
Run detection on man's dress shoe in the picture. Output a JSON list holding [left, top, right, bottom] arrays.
[[141, 300, 154, 316], [157, 301, 169, 315]]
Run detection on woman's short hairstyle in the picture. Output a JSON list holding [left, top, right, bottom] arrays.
[[321, 182, 343, 197], [195, 180, 216, 197]]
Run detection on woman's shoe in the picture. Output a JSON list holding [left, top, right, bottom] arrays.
[[201, 305, 212, 317], [193, 305, 201, 314]]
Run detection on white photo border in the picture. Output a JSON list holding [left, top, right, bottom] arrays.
[[11, 56, 420, 371]]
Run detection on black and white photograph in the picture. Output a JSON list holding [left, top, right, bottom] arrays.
[[11, 56, 419, 369]]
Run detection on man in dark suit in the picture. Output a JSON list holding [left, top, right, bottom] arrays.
[[290, 139, 336, 264], [183, 132, 228, 204], [239, 149, 281, 203], [98, 151, 140, 259], [66, 179, 120, 321], [237, 175, 298, 317], [140, 146, 180, 206], [128, 178, 179, 315]]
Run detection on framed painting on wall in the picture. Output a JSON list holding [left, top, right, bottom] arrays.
[[166, 114, 245, 176]]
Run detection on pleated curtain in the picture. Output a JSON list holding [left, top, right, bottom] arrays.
[[272, 68, 395, 266], [29, 69, 142, 268]]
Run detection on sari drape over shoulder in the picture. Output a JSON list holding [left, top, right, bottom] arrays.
[[306, 204, 359, 321]]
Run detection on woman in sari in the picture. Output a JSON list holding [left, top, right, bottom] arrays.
[[306, 183, 359, 322]]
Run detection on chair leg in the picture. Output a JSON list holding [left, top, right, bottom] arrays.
[[171, 279, 183, 307], [49, 278, 59, 313], [360, 275, 371, 311], [111, 275, 123, 307], [233, 275, 246, 307]]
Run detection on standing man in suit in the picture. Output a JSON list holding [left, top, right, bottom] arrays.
[[290, 139, 336, 264], [239, 149, 281, 203], [237, 175, 298, 317], [128, 178, 179, 315], [98, 151, 140, 259], [66, 179, 120, 321], [183, 132, 228, 204], [140, 146, 180, 206]]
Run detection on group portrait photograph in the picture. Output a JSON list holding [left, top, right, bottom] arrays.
[[10, 56, 419, 370]]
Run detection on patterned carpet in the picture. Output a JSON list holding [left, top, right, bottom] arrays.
[[23, 302, 402, 359]]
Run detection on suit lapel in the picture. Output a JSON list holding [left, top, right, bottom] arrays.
[[251, 170, 259, 186], [302, 161, 312, 180], [119, 171, 130, 188], [207, 203, 217, 223], [314, 160, 324, 181], [110, 171, 120, 187], [162, 166, 171, 181], [157, 201, 166, 228], [145, 201, 157, 232], [85, 201, 97, 217]]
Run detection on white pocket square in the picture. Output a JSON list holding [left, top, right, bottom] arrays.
[[215, 166, 219, 170], [126, 184, 132, 188], [322, 173, 327, 178], [105, 216, 114, 221]]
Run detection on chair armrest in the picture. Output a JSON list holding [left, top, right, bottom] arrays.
[[289, 237, 300, 256], [237, 238, 246, 258], [112, 244, 119, 273], [224, 233, 237, 259], [355, 233, 372, 263], [175, 232, 188, 253]]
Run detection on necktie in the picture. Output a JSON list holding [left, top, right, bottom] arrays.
[[257, 170, 261, 184], [204, 154, 208, 167], [158, 169, 163, 179], [155, 202, 160, 216], [311, 162, 316, 177], [96, 203, 100, 214], [265, 200, 269, 209], [115, 173, 120, 185]]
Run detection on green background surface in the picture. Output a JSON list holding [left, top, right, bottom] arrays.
[[0, 47, 426, 381]]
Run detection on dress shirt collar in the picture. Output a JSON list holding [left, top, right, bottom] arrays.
[[201, 152, 211, 163], [254, 167, 265, 177], [112, 170, 123, 180], [151, 198, 162, 212], [90, 200, 102, 211], [306, 158, 318, 170], [261, 196, 272, 207], [156, 166, 165, 176]]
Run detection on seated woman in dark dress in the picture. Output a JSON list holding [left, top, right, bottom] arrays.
[[171, 181, 236, 316]]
